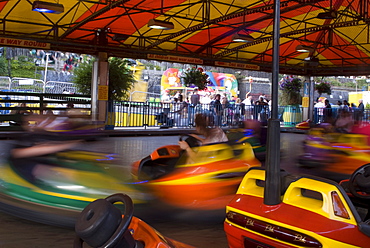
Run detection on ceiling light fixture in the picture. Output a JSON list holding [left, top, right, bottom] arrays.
[[304, 57, 320, 66], [316, 11, 337, 19], [32, 1, 64, 14], [296, 45, 314, 53], [232, 33, 254, 43], [147, 19, 174, 30]]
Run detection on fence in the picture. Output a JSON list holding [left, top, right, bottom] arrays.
[[111, 101, 370, 129], [112, 101, 288, 128], [0, 92, 91, 127], [0, 77, 79, 94], [0, 91, 368, 130]]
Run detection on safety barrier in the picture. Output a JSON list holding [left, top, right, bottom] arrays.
[[0, 92, 91, 130], [282, 105, 302, 127], [0, 93, 368, 130], [112, 101, 277, 128]]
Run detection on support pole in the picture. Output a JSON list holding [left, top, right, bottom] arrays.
[[264, 0, 281, 205], [91, 61, 99, 121], [94, 52, 109, 125], [309, 76, 315, 121]]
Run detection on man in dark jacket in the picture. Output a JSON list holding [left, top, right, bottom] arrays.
[[188, 88, 200, 126], [356, 99, 364, 123]]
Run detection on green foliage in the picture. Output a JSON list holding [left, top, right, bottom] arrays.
[[356, 79, 368, 89], [11, 58, 39, 78], [235, 73, 245, 83], [108, 57, 136, 100], [181, 67, 209, 90], [0, 56, 38, 78], [315, 81, 332, 95], [73, 62, 93, 94], [366, 103, 370, 109], [144, 63, 161, 70], [0, 57, 7, 76], [73, 57, 136, 100]]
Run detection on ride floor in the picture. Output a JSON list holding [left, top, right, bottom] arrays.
[[0, 133, 308, 248]]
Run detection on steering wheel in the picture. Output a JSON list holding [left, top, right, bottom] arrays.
[[74, 193, 135, 248], [179, 134, 200, 148], [349, 163, 370, 199]]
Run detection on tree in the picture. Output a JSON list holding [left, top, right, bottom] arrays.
[[73, 57, 136, 100], [0, 57, 7, 76], [0, 55, 37, 78]]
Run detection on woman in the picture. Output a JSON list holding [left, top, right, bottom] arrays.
[[178, 113, 228, 163]]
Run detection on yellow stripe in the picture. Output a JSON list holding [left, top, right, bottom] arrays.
[[151, 167, 248, 185]]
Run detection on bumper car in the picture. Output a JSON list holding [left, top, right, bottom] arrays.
[[0, 137, 149, 228], [131, 135, 261, 210], [224, 166, 370, 248], [295, 119, 311, 130], [24, 114, 105, 138], [298, 128, 370, 179], [74, 193, 194, 248], [226, 128, 267, 161]]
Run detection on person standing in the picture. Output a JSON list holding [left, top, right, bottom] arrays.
[[213, 94, 223, 126], [242, 92, 253, 119], [356, 99, 364, 123], [314, 98, 325, 123], [323, 99, 332, 123], [188, 88, 200, 126], [343, 100, 350, 112], [190, 88, 200, 105], [173, 94, 187, 126]]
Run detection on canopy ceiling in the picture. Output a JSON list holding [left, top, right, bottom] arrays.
[[1, 0, 370, 76]]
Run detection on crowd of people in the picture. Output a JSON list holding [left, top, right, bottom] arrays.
[[33, 50, 89, 72], [161, 89, 271, 127], [161, 88, 369, 131], [314, 97, 365, 133]]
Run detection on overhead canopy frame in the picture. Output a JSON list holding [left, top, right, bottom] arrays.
[[1, 0, 370, 76]]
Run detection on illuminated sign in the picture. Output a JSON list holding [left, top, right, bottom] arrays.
[[147, 54, 203, 64], [0, 37, 50, 49], [215, 61, 260, 70]]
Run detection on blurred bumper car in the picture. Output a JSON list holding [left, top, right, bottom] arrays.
[[224, 167, 370, 248], [0, 138, 149, 228], [298, 128, 370, 179], [295, 119, 311, 130], [131, 135, 261, 210], [24, 114, 105, 139], [226, 128, 267, 161]]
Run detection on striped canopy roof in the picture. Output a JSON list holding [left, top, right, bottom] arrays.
[[1, 0, 370, 76]]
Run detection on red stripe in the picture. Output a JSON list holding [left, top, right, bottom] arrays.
[[227, 195, 368, 247]]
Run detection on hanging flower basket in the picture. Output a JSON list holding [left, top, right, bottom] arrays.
[[279, 76, 303, 105], [181, 67, 209, 90], [315, 81, 332, 96]]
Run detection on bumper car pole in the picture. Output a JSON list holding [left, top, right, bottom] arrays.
[[264, 0, 281, 206]]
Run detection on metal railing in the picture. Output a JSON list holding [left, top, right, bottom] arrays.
[[112, 101, 282, 128], [111, 102, 369, 129], [0, 92, 367, 129], [0, 92, 91, 116]]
